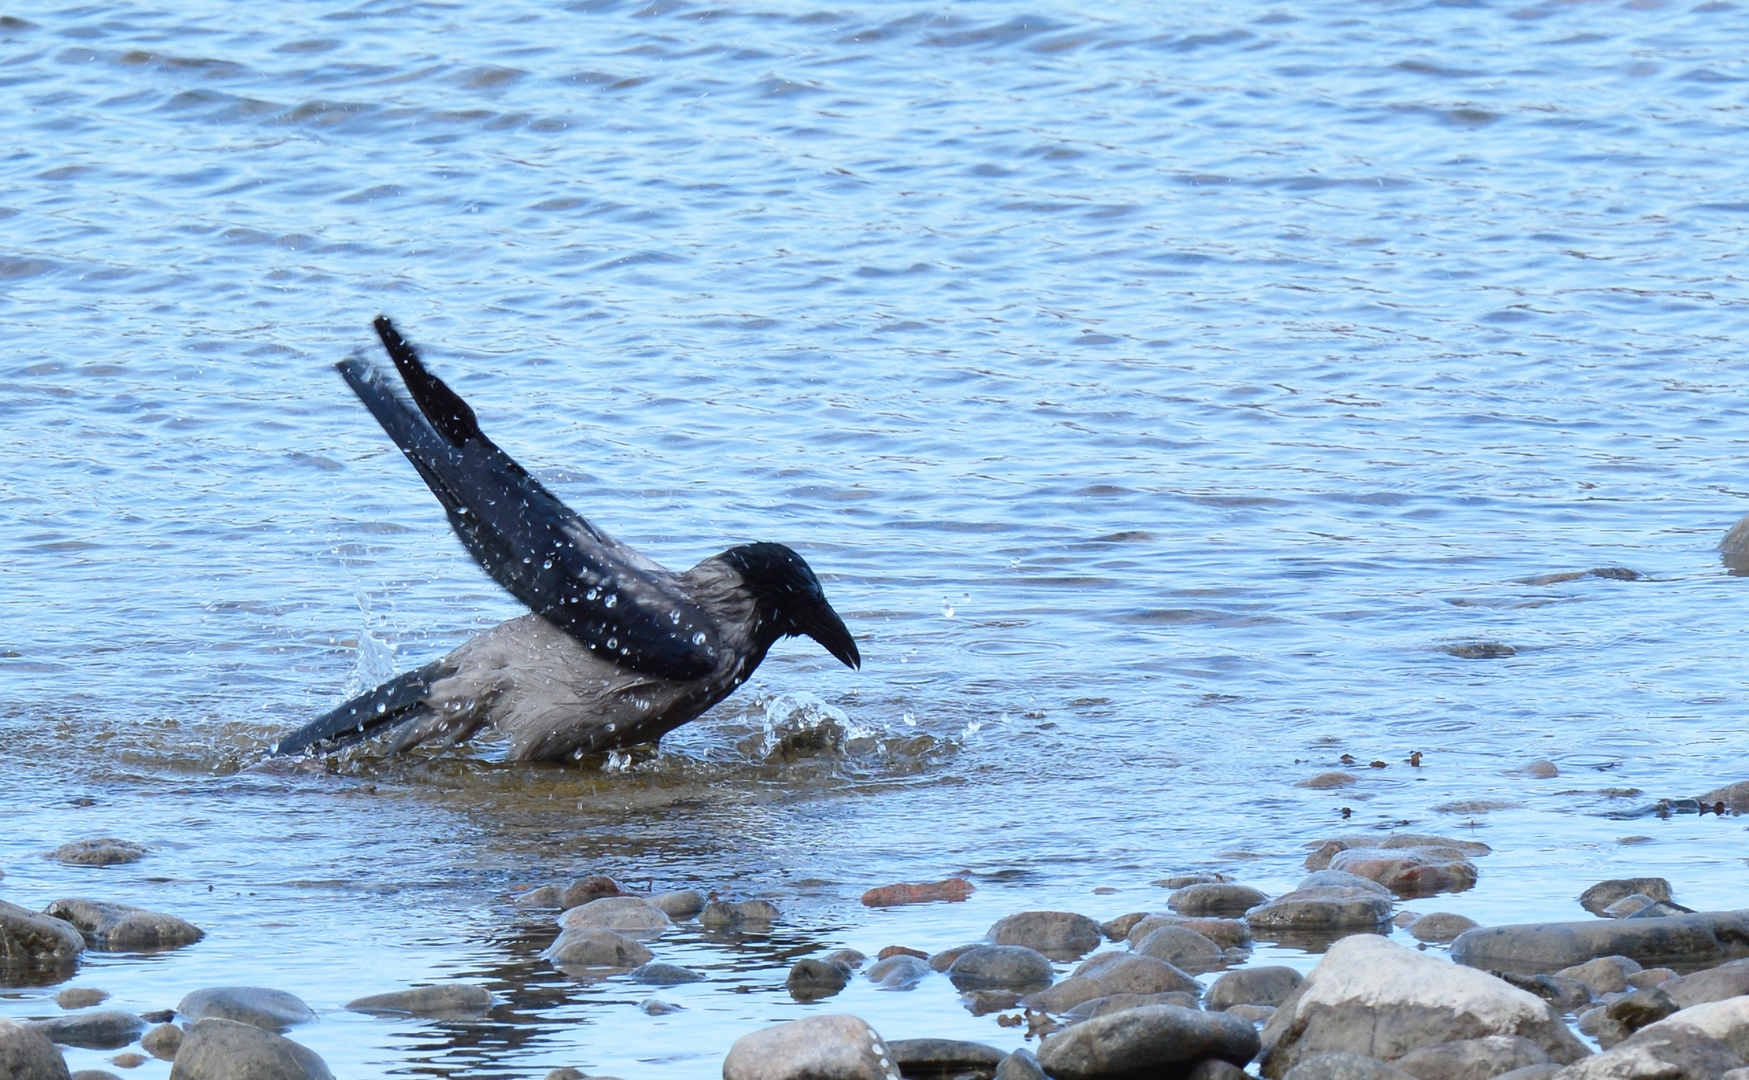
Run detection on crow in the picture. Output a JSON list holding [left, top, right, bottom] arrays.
[[270, 317, 859, 762]]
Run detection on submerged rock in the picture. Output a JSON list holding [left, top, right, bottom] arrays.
[[1170, 884, 1268, 917], [699, 899, 780, 929], [168, 1018, 332, 1080], [141, 1023, 181, 1060], [344, 984, 491, 1018], [177, 987, 316, 1033], [542, 928, 653, 970], [860, 879, 973, 907], [0, 1018, 70, 1080], [722, 1014, 900, 1080], [987, 911, 1102, 960], [1303, 835, 1490, 872], [1579, 878, 1674, 916], [1451, 910, 1749, 973], [513, 876, 625, 909], [50, 840, 145, 867], [1257, 934, 1587, 1077], [557, 896, 672, 938], [788, 958, 852, 1001], [53, 988, 108, 1010], [43, 900, 203, 951], [946, 945, 1053, 991], [1036, 1004, 1259, 1078], [25, 1011, 143, 1050], [865, 954, 932, 991], [628, 961, 705, 986], [0, 900, 84, 973]]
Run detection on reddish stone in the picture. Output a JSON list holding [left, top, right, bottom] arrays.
[[878, 945, 930, 961], [860, 878, 975, 907]]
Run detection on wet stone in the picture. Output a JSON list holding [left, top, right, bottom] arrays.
[[1451, 911, 1749, 974], [1019, 977, 1108, 1014], [1303, 835, 1491, 872], [787, 957, 852, 1001], [141, 1023, 181, 1060], [649, 888, 706, 920], [865, 954, 932, 990], [54, 989, 109, 1010], [995, 1048, 1047, 1080], [1558, 955, 1641, 995], [1132, 925, 1226, 974], [1126, 914, 1253, 951], [139, 1011, 174, 1025], [1281, 1054, 1414, 1080], [1327, 847, 1477, 897], [43, 900, 203, 951], [1154, 873, 1233, 890], [1626, 900, 1693, 920], [556, 896, 671, 937], [1390, 1035, 1549, 1080], [1169, 883, 1269, 918], [344, 984, 491, 1018], [1297, 871, 1393, 898], [986, 911, 1102, 960], [176, 988, 316, 1033], [1520, 760, 1560, 779], [946, 945, 1054, 991], [699, 899, 780, 929], [860, 879, 973, 908], [1036, 1004, 1259, 1079], [1700, 779, 1749, 813], [1244, 887, 1392, 933], [886, 1038, 1005, 1078], [824, 949, 866, 970], [1298, 772, 1359, 790], [1602, 894, 1658, 918], [51, 840, 145, 867], [1558, 1018, 1746, 1079], [960, 990, 1022, 1016], [0, 1025, 68, 1080], [168, 1018, 333, 1080], [1409, 913, 1480, 944], [513, 875, 625, 909], [929, 945, 976, 972], [640, 998, 683, 1015], [1607, 986, 1680, 1030], [1064, 991, 1202, 1022], [1073, 952, 1201, 997], [1206, 966, 1303, 1012], [722, 1014, 901, 1080], [628, 961, 704, 986], [1492, 972, 1592, 1014], [1100, 913, 1151, 941], [1627, 966, 1676, 989], [0, 900, 85, 973], [1580, 878, 1674, 916], [26, 1011, 143, 1050], [1665, 958, 1749, 1008], [542, 928, 653, 970]]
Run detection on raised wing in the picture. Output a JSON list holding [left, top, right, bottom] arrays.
[[337, 316, 721, 681]]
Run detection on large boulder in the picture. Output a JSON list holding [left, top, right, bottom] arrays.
[[0, 901, 84, 973], [0, 1019, 70, 1080], [42, 900, 203, 951], [1258, 935, 1588, 1077], [1036, 1003, 1259, 1078], [1451, 910, 1749, 974], [167, 1018, 332, 1080], [722, 1014, 899, 1080]]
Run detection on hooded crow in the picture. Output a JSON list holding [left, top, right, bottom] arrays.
[[270, 317, 860, 762]]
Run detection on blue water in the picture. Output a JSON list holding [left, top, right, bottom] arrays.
[[4, 0, 1749, 1075]]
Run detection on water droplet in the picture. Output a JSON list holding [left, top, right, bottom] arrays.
[[605, 594, 618, 609], [585, 588, 598, 600], [606, 636, 618, 650], [692, 632, 707, 646], [902, 711, 916, 727], [542, 560, 553, 570]]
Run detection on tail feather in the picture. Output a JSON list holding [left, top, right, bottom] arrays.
[[271, 660, 453, 757]]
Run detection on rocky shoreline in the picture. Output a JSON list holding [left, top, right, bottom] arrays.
[[7, 795, 1749, 1080]]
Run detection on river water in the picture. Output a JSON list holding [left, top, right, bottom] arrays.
[[3, 0, 1749, 1075]]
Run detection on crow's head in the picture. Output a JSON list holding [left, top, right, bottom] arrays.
[[721, 542, 860, 670]]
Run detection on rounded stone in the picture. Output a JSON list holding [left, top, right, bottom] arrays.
[[167, 1018, 332, 1080], [1666, 959, 1749, 1008], [1206, 966, 1304, 1011], [1408, 912, 1480, 944], [946, 945, 1054, 990], [1132, 925, 1224, 974], [1282, 1053, 1415, 1080], [787, 958, 852, 1001], [1244, 887, 1393, 933], [628, 962, 704, 986], [1452, 911, 1749, 973], [1391, 1035, 1550, 1080], [1557, 955, 1640, 995], [1297, 871, 1392, 898], [0, 1019, 70, 1080], [865, 954, 932, 990], [1037, 1003, 1259, 1078], [1580, 878, 1673, 916], [1072, 952, 1200, 997], [44, 900, 203, 951], [54, 989, 109, 1010], [176, 988, 316, 1033], [987, 911, 1103, 960], [649, 889, 706, 920], [141, 1023, 182, 1060], [1020, 977, 1109, 1014], [722, 1014, 900, 1080], [699, 899, 780, 929], [0, 901, 85, 972], [886, 1039, 1004, 1074], [556, 896, 672, 937], [541, 928, 653, 970], [51, 840, 145, 867], [1064, 991, 1202, 1022], [1607, 986, 1680, 1030], [1169, 884, 1269, 917], [1327, 848, 1477, 897], [1126, 914, 1253, 950], [25, 1011, 143, 1050], [344, 984, 491, 1018]]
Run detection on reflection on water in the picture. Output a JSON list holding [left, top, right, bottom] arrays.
[[5, 0, 1749, 1074]]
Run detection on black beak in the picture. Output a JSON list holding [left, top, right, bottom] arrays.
[[805, 603, 861, 670]]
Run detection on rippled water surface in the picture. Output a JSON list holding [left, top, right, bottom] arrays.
[[5, 0, 1749, 1074]]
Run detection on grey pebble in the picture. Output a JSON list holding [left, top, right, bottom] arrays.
[[1131, 925, 1225, 974], [649, 889, 706, 920], [995, 1047, 1047, 1080], [1037, 1003, 1258, 1077], [1072, 951, 1200, 997], [1580, 878, 1673, 915]]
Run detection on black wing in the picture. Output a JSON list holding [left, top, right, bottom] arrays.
[[338, 316, 721, 681]]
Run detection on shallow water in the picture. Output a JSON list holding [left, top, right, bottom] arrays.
[[4, 0, 1749, 1074]]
